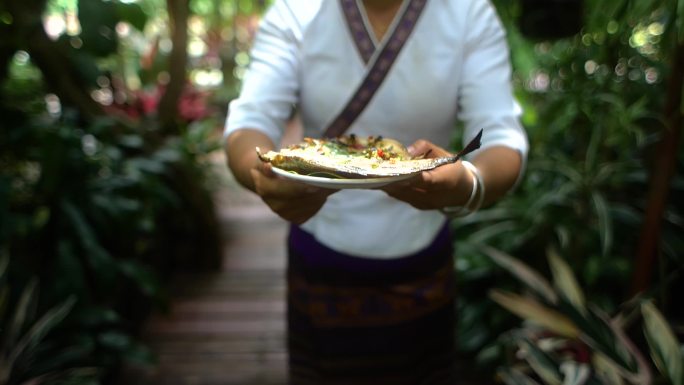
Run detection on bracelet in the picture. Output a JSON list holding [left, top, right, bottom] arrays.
[[440, 163, 477, 217], [440, 161, 485, 218], [463, 160, 485, 213]]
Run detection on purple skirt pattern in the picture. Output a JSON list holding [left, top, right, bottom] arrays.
[[287, 224, 457, 385]]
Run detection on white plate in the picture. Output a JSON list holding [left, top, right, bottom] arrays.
[[271, 167, 417, 189]]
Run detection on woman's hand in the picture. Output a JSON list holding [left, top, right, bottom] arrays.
[[382, 139, 524, 211], [251, 162, 337, 224], [381, 140, 473, 210], [226, 129, 337, 224]]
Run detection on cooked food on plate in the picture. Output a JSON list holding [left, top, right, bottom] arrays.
[[256, 129, 483, 179]]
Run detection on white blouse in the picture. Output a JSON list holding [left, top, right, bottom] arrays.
[[225, 0, 528, 258]]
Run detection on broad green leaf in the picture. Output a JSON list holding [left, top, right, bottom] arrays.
[[560, 303, 637, 373], [490, 290, 578, 338], [534, 161, 583, 185], [642, 301, 683, 385], [78, 0, 119, 57], [579, 308, 652, 385], [519, 338, 563, 385], [664, 210, 684, 230], [560, 361, 591, 385], [115, 2, 148, 31], [482, 246, 557, 304], [117, 260, 162, 298], [592, 352, 625, 385], [554, 225, 571, 249], [591, 192, 613, 256], [97, 331, 132, 351], [547, 247, 586, 312], [527, 184, 572, 213], [468, 220, 518, 244]]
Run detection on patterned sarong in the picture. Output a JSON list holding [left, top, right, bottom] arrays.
[[287, 224, 457, 385]]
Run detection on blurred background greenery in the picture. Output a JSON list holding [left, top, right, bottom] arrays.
[[0, 0, 681, 384]]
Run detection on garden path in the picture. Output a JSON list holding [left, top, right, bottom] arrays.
[[121, 140, 294, 384]]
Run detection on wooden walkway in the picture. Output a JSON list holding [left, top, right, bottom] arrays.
[[121, 152, 290, 385]]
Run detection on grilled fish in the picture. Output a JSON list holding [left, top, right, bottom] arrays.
[[257, 129, 483, 179]]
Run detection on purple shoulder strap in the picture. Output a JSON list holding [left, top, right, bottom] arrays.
[[323, 0, 428, 138]]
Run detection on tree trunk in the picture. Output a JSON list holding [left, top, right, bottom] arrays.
[[2, 0, 102, 118], [157, 0, 190, 133], [631, 41, 684, 295]]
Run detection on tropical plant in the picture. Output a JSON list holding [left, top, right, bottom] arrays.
[[453, 0, 684, 369], [0, 0, 228, 380], [0, 252, 101, 385], [484, 245, 683, 385]]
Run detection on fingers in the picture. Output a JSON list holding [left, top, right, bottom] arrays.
[[257, 161, 276, 177], [383, 186, 434, 210], [381, 163, 467, 210], [250, 167, 337, 224], [275, 188, 336, 224], [251, 168, 318, 198], [406, 139, 451, 158], [417, 164, 460, 190], [384, 164, 459, 192], [381, 172, 433, 210], [270, 192, 330, 224]]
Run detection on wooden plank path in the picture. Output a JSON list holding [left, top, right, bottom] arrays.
[[120, 151, 290, 385]]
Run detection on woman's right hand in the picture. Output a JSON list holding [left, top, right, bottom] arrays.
[[251, 162, 337, 224], [226, 129, 336, 224]]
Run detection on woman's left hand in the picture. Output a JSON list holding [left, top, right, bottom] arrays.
[[381, 139, 473, 210]]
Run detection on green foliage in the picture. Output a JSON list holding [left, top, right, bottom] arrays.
[[487, 247, 683, 385], [0, 253, 99, 384], [454, 0, 684, 371], [0, 0, 225, 380], [78, 0, 120, 57], [2, 94, 160, 380], [642, 302, 684, 385]]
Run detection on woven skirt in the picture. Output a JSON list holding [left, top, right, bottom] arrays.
[[287, 224, 457, 385]]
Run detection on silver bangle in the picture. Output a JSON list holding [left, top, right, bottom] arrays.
[[440, 161, 484, 218], [463, 160, 485, 212]]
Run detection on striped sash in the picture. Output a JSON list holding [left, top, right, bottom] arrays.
[[323, 0, 428, 138]]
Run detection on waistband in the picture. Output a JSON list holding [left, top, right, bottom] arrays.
[[288, 222, 453, 286]]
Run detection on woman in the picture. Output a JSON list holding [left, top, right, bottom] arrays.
[[224, 0, 528, 383]]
